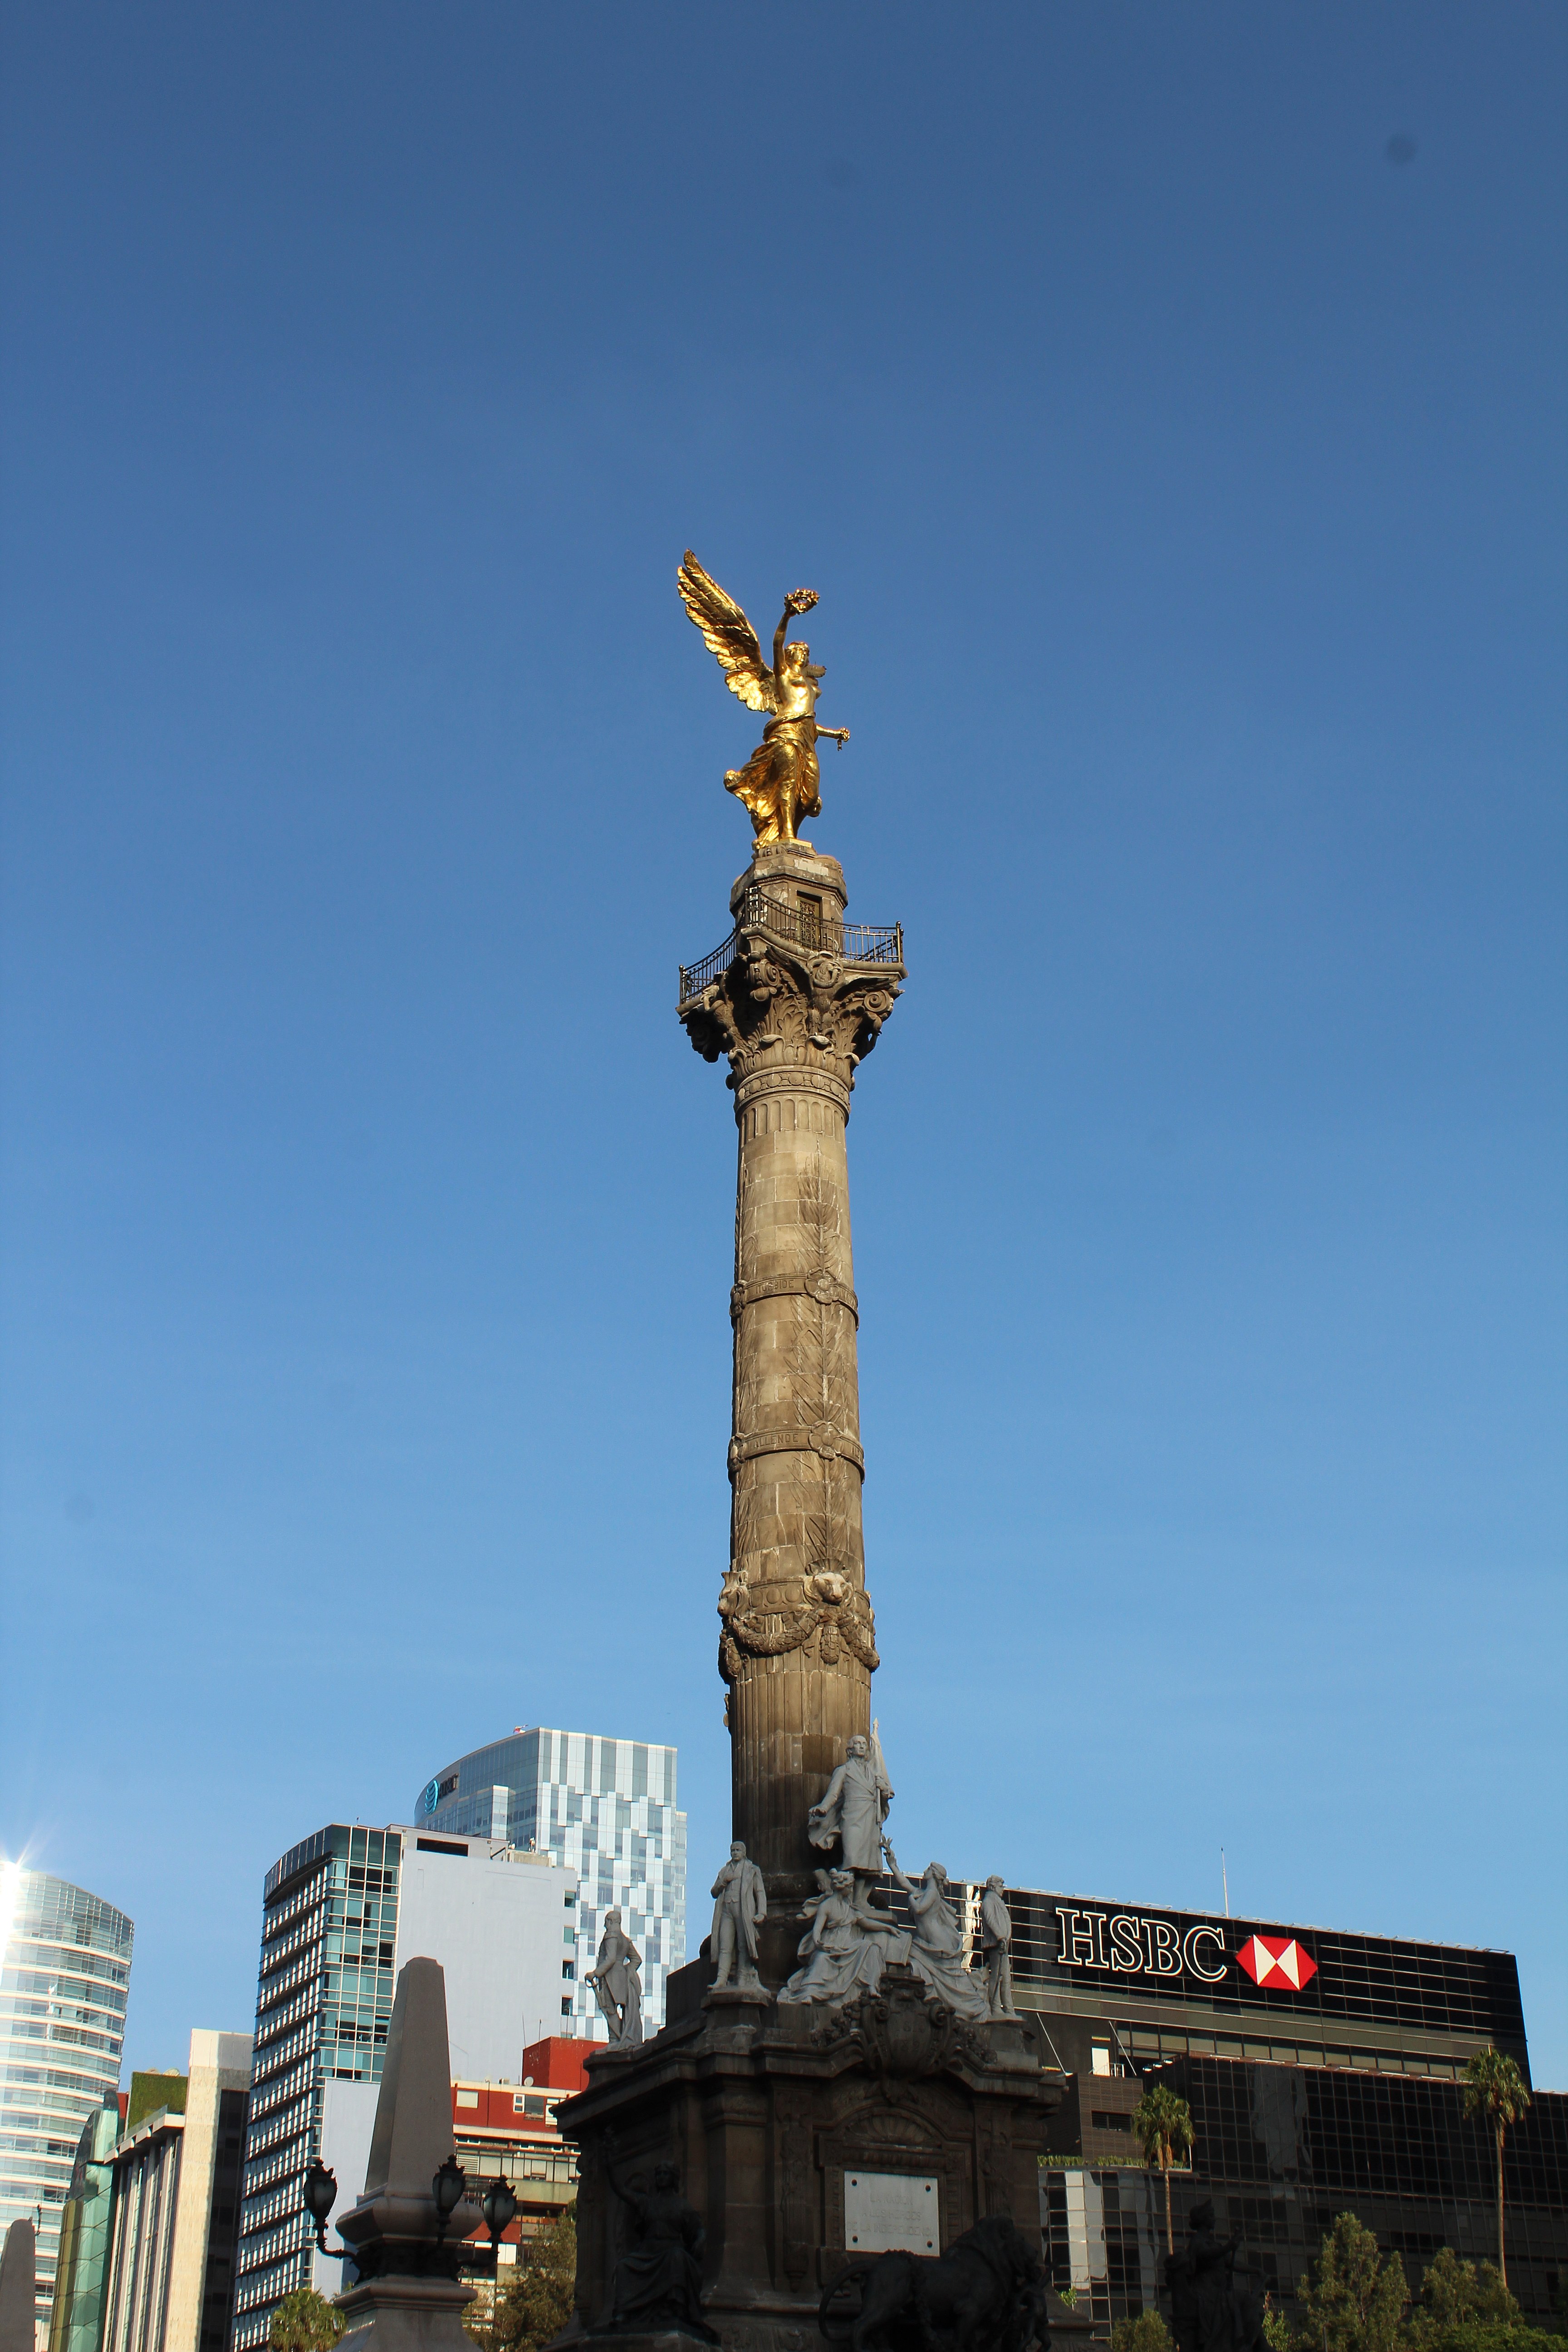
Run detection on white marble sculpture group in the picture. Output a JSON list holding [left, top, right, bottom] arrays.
[[594, 1727, 1018, 2043], [720, 1725, 1019, 2022]]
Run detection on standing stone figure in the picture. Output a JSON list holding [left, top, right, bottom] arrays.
[[605, 2156, 719, 2342], [808, 1733, 892, 1901], [587, 1911, 644, 2049], [980, 1876, 1016, 2019], [777, 1869, 910, 2006], [882, 1847, 992, 2023], [709, 1842, 767, 1989], [1165, 2200, 1242, 2352]]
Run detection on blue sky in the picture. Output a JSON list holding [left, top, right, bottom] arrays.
[[2, 4, 1564, 2085]]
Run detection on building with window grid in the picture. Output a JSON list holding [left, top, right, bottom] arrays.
[[1034, 2054, 1568, 2335], [416, 1727, 686, 2035], [0, 1867, 133, 2339], [902, 1879, 1566, 2332], [232, 1823, 576, 2352]]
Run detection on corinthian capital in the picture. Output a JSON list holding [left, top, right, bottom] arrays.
[[678, 889, 903, 1082]]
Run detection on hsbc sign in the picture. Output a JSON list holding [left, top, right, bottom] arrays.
[[1056, 1907, 1229, 1981], [1237, 1934, 1318, 1990], [1054, 1907, 1318, 1992]]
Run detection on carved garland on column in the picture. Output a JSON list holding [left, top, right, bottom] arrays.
[[716, 1570, 880, 1685]]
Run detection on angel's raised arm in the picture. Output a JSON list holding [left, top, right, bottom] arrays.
[[774, 587, 819, 687]]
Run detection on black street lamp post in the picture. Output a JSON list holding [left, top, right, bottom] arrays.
[[432, 2154, 467, 2246], [480, 2178, 518, 2250], [302, 2161, 338, 2257]]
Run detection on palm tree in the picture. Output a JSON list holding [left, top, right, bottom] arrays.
[[1132, 2082, 1195, 2256], [1462, 2048, 1530, 2289]]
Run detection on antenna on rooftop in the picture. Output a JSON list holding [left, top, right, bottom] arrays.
[[1221, 1848, 1230, 1919]]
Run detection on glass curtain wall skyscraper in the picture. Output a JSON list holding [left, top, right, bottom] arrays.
[[232, 1826, 399, 2352], [416, 1728, 686, 2034], [0, 1866, 134, 2337], [47, 2096, 123, 2352]]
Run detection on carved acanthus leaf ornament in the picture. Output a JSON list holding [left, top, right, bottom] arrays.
[[681, 932, 900, 1075]]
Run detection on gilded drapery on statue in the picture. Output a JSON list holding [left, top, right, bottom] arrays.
[[677, 551, 850, 843]]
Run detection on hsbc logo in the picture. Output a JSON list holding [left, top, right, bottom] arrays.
[[1236, 1934, 1318, 1990], [1054, 1908, 1319, 1993]]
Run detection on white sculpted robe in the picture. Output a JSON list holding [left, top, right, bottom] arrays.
[[905, 1874, 991, 2023], [807, 1752, 889, 1873]]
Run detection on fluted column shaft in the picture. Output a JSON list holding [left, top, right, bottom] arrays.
[[679, 841, 902, 1887]]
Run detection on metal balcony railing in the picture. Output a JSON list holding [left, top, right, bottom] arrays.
[[678, 887, 902, 1006]]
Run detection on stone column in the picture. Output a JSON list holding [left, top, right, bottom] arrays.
[[679, 842, 903, 1901]]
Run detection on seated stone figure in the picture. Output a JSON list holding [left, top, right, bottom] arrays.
[[606, 2157, 719, 2343], [882, 1846, 992, 2023], [777, 1868, 911, 2005]]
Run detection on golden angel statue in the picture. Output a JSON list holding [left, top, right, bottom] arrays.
[[677, 551, 850, 844]]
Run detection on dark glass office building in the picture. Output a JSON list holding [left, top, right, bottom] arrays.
[[943, 1884, 1564, 2332]]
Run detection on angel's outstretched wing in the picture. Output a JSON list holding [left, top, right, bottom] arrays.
[[677, 551, 777, 713]]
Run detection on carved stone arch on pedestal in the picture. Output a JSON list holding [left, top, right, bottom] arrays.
[[815, 2101, 973, 2282]]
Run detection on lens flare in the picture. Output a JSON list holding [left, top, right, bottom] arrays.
[[0, 1855, 27, 1963]]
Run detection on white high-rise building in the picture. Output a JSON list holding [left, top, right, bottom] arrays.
[[0, 1865, 133, 2340], [416, 1727, 686, 2038]]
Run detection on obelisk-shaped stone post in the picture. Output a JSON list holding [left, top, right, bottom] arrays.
[[334, 1959, 481, 2352], [679, 841, 903, 1921], [0, 2220, 35, 2352]]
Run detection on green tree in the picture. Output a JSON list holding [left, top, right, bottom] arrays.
[[1401, 2325, 1548, 2352], [1414, 2249, 1519, 2332], [1296, 2213, 1406, 2352], [480, 2206, 577, 2352], [1132, 2083, 1195, 2256], [1112, 2312, 1173, 2352], [1109, 2314, 1171, 2352], [269, 2288, 345, 2352], [1261, 2293, 1296, 2352], [1462, 2052, 1531, 2292]]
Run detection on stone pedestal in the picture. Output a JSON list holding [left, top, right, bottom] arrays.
[[678, 841, 904, 1930], [335, 2274, 478, 2352], [555, 1969, 1060, 2352]]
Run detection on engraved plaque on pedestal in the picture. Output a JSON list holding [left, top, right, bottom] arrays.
[[843, 2170, 939, 2253]]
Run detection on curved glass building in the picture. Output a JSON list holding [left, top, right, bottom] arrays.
[[415, 1726, 686, 2035], [0, 1867, 134, 2337]]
